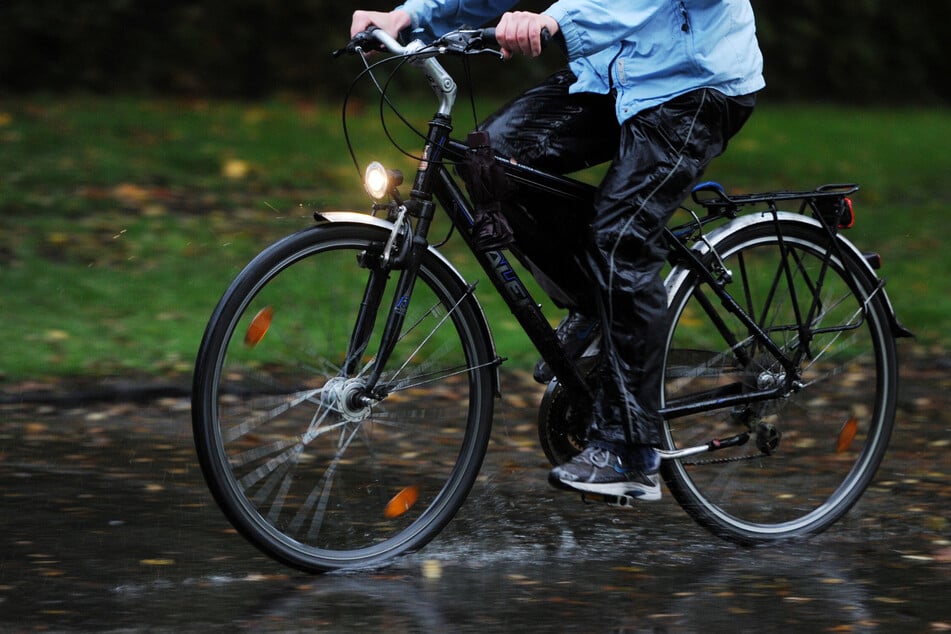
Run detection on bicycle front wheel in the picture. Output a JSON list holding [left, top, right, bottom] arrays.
[[192, 222, 496, 572], [661, 219, 897, 544]]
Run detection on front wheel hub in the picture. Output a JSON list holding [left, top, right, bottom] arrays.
[[321, 376, 373, 422]]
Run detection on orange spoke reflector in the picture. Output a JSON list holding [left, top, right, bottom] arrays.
[[384, 485, 419, 519], [836, 417, 859, 453], [244, 306, 273, 347]]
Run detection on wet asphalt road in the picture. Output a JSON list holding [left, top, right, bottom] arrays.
[[0, 348, 949, 632]]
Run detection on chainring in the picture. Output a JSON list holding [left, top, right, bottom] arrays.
[[536, 359, 596, 466]]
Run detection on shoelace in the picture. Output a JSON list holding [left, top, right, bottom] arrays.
[[587, 447, 659, 474], [586, 448, 619, 469]]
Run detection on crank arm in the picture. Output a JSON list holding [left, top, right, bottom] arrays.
[[657, 432, 750, 460]]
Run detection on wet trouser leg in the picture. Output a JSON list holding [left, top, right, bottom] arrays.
[[481, 74, 755, 455], [480, 70, 618, 309], [586, 88, 754, 453]]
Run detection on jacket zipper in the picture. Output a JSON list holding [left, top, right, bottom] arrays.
[[679, 1, 690, 32]]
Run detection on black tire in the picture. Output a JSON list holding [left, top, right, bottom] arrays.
[[192, 223, 495, 572], [661, 219, 897, 544]]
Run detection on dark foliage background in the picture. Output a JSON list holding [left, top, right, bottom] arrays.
[[1, 0, 947, 103]]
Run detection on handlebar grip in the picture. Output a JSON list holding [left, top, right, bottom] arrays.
[[481, 26, 553, 48]]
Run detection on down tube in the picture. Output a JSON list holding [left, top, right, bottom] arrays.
[[433, 167, 588, 393]]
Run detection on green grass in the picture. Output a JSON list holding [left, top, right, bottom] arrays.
[[706, 105, 950, 347], [0, 97, 947, 382]]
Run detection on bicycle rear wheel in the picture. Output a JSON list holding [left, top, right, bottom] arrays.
[[661, 219, 897, 544], [192, 222, 495, 572]]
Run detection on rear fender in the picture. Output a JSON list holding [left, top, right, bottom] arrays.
[[664, 212, 911, 339]]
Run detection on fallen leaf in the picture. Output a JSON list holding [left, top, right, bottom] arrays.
[[934, 547, 951, 564], [421, 559, 441, 580], [223, 159, 250, 180]]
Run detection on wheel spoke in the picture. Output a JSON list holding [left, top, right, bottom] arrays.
[[192, 226, 493, 571], [662, 221, 896, 543]]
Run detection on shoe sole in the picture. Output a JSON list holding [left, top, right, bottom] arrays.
[[548, 472, 662, 502]]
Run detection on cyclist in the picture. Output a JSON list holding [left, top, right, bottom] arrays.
[[350, 2, 764, 503]]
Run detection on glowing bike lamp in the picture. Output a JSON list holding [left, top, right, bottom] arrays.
[[364, 161, 394, 200]]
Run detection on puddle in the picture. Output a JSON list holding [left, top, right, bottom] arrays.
[[0, 353, 948, 631]]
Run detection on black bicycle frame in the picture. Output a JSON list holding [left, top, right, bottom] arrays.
[[658, 224, 806, 419], [350, 113, 839, 419], [348, 111, 599, 401], [433, 136, 596, 400]]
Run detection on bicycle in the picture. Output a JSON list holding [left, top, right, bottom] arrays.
[[191, 28, 911, 573]]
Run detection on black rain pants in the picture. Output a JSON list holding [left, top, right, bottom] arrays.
[[480, 70, 755, 454]]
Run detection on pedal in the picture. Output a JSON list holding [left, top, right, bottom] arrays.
[[580, 492, 637, 509]]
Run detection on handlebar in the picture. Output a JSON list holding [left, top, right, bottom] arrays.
[[332, 27, 556, 118], [334, 26, 554, 60], [333, 27, 504, 117], [333, 26, 503, 60]]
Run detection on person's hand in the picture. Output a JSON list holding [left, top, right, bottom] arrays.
[[350, 9, 412, 39], [495, 11, 560, 59]]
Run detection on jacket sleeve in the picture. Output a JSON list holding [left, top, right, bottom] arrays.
[[396, 0, 521, 37], [543, 1, 657, 59]]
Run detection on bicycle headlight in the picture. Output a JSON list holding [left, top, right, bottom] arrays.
[[364, 161, 391, 200]]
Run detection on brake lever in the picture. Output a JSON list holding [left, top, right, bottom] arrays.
[[427, 29, 497, 58], [332, 26, 383, 59]]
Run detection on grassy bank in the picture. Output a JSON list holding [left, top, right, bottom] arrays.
[[0, 97, 947, 381]]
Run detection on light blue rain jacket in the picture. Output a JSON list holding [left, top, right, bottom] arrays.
[[394, 0, 765, 123]]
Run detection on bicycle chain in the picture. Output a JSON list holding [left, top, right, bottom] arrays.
[[684, 452, 770, 466]]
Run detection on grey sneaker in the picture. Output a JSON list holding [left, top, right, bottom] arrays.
[[533, 312, 600, 383], [548, 446, 661, 501]]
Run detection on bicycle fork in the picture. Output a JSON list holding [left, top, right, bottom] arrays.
[[342, 219, 427, 402]]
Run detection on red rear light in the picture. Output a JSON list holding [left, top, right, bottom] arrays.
[[814, 196, 855, 229], [840, 197, 855, 229]]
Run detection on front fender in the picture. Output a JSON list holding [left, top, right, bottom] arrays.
[[314, 211, 502, 395]]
